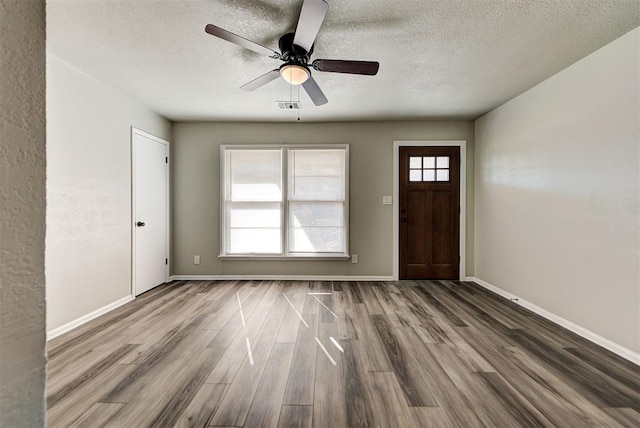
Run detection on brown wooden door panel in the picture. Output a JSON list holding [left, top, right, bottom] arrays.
[[406, 191, 426, 265], [432, 190, 453, 266], [400, 146, 460, 279]]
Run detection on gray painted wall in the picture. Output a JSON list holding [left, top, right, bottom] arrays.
[[46, 56, 172, 332], [475, 28, 639, 353], [172, 120, 474, 277], [0, 0, 47, 426]]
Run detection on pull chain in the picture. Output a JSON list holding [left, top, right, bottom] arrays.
[[297, 84, 301, 121], [286, 68, 301, 121]]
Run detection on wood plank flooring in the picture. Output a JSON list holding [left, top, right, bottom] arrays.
[[47, 280, 640, 427]]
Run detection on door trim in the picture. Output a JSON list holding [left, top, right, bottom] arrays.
[[131, 127, 170, 296], [393, 140, 466, 281]]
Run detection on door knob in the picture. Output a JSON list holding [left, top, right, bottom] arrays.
[[136, 221, 146, 227], [400, 218, 407, 223]]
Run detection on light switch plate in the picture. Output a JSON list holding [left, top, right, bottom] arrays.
[[382, 196, 392, 205]]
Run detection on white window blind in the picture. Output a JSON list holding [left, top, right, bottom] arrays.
[[221, 145, 348, 258], [224, 149, 282, 254], [288, 149, 345, 253]]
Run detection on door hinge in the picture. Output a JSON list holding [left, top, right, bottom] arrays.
[[165, 258, 168, 265], [165, 157, 168, 164]]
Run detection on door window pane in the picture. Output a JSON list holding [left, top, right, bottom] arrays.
[[436, 156, 449, 168], [409, 170, 422, 181], [436, 169, 450, 181], [409, 157, 422, 169], [423, 156, 435, 169], [423, 169, 436, 181]]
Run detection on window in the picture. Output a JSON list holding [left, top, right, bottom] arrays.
[[409, 156, 450, 182], [221, 145, 348, 258], [224, 149, 282, 254]]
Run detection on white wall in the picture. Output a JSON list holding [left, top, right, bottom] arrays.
[[475, 28, 639, 353], [0, 0, 47, 426], [172, 121, 474, 278], [46, 56, 172, 333]]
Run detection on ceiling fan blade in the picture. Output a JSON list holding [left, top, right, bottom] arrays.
[[240, 70, 281, 91], [205, 24, 280, 59], [301, 76, 328, 106], [293, 0, 328, 53], [312, 59, 379, 75]]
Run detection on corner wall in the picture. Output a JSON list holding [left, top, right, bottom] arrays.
[[46, 56, 172, 333], [172, 120, 474, 278], [474, 28, 639, 353], [0, 0, 47, 425]]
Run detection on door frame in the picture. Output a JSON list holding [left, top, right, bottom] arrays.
[[131, 127, 170, 296], [393, 140, 466, 281]]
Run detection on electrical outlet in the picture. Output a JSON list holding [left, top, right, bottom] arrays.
[[194, 255, 200, 265], [351, 254, 358, 264]]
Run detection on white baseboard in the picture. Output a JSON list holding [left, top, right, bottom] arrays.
[[170, 275, 393, 282], [47, 295, 134, 341], [466, 277, 639, 365]]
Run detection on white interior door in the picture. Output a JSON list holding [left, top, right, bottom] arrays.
[[132, 128, 169, 296]]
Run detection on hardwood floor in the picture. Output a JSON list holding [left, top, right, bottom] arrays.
[[46, 280, 640, 427]]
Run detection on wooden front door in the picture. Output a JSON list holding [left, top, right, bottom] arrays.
[[399, 146, 460, 279]]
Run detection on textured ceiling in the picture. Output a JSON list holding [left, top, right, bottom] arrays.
[[47, 0, 639, 122]]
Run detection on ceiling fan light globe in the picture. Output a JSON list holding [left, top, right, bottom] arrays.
[[280, 64, 310, 85]]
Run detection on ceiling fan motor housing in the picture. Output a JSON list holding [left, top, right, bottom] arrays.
[[278, 32, 313, 65]]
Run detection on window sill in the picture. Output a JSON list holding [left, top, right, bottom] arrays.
[[219, 254, 350, 261]]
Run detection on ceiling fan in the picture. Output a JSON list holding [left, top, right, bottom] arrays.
[[205, 0, 380, 106]]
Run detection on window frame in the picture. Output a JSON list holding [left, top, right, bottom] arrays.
[[219, 144, 349, 260]]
